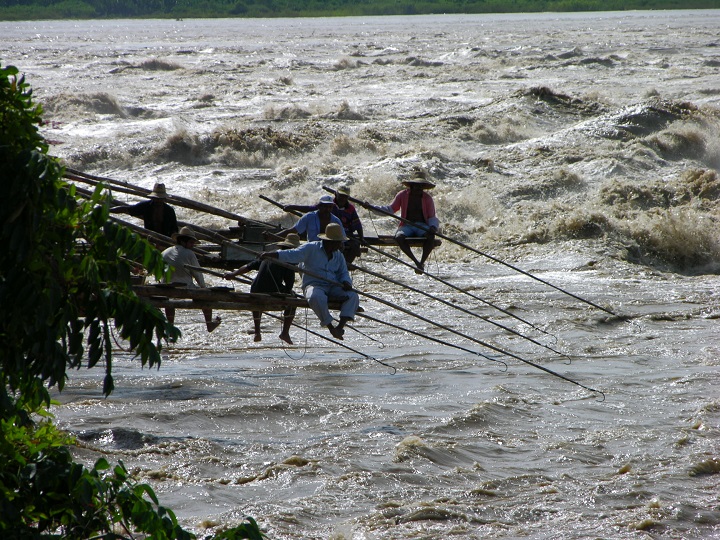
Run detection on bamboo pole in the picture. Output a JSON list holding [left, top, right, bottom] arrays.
[[262, 312, 392, 367], [323, 185, 617, 317], [353, 262, 569, 361], [107, 216, 220, 263], [362, 240, 549, 336], [260, 255, 604, 398], [185, 264, 253, 286], [357, 312, 506, 368], [64, 167, 275, 227], [76, 185, 223, 264]]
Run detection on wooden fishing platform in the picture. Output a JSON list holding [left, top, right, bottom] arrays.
[[133, 284, 353, 313], [63, 168, 441, 270]]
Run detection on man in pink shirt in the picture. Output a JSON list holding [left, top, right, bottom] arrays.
[[372, 171, 439, 274]]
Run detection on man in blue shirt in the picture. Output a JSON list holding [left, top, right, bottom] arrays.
[[275, 193, 343, 241], [262, 223, 359, 340]]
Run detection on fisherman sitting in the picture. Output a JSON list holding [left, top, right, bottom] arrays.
[[364, 169, 439, 274], [223, 234, 300, 344], [161, 226, 221, 333], [111, 182, 179, 239], [261, 223, 359, 340]]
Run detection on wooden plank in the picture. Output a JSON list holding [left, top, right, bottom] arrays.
[[133, 285, 354, 312], [363, 235, 442, 247]]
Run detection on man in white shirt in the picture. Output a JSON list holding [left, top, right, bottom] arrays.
[[162, 226, 221, 332]]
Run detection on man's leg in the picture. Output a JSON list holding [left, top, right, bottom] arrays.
[[419, 230, 436, 269], [343, 238, 361, 266], [203, 309, 221, 333], [334, 289, 360, 338], [279, 307, 295, 344], [252, 310, 262, 342], [306, 285, 333, 327], [165, 307, 175, 325], [395, 233, 422, 271]]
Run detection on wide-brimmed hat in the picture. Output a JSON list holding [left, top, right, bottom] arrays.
[[318, 222, 348, 242], [173, 226, 198, 241], [276, 233, 301, 248], [318, 194, 335, 205], [335, 186, 351, 197], [402, 170, 435, 189], [149, 182, 169, 199]]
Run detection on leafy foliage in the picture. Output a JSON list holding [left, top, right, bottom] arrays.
[[0, 63, 180, 414], [0, 412, 192, 538], [0, 62, 266, 539]]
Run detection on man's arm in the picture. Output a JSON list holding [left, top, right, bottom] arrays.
[[223, 259, 260, 279], [184, 250, 206, 287]]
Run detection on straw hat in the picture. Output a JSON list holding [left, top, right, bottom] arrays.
[[335, 186, 351, 197], [318, 222, 348, 242], [149, 182, 169, 199], [173, 226, 198, 241], [276, 233, 301, 248], [402, 170, 435, 189], [318, 194, 334, 205]]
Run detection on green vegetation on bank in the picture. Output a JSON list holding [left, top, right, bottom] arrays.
[[0, 0, 717, 20], [0, 63, 265, 539]]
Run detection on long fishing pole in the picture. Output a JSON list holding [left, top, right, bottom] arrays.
[[362, 240, 551, 336], [259, 192, 548, 335], [205, 270, 392, 369], [262, 255, 604, 398], [261, 311, 395, 371], [353, 262, 570, 362], [64, 168, 276, 228], [252, 243, 515, 358], [184, 264, 254, 286], [322, 185, 617, 317], [108, 215, 218, 262], [357, 312, 507, 370]]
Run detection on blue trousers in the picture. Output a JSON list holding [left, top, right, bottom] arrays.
[[304, 284, 359, 327]]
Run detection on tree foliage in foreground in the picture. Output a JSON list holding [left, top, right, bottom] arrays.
[[0, 63, 265, 539], [0, 0, 718, 20]]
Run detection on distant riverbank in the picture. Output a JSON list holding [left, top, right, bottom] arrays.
[[1, 0, 718, 21]]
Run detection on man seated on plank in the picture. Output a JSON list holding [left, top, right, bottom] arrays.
[[364, 169, 439, 274], [223, 234, 300, 344], [162, 226, 221, 332], [261, 223, 359, 341]]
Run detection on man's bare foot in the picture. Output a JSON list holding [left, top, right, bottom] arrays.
[[206, 317, 221, 333], [414, 262, 424, 274], [329, 324, 344, 340], [254, 333, 262, 342], [279, 332, 293, 345]]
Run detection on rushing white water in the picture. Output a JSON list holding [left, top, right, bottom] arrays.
[[3, 10, 720, 539]]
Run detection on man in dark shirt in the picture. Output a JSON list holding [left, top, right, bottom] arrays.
[[111, 183, 179, 239], [224, 234, 300, 344]]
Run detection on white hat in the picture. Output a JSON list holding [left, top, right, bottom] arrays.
[[173, 226, 198, 241], [318, 194, 334, 205]]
